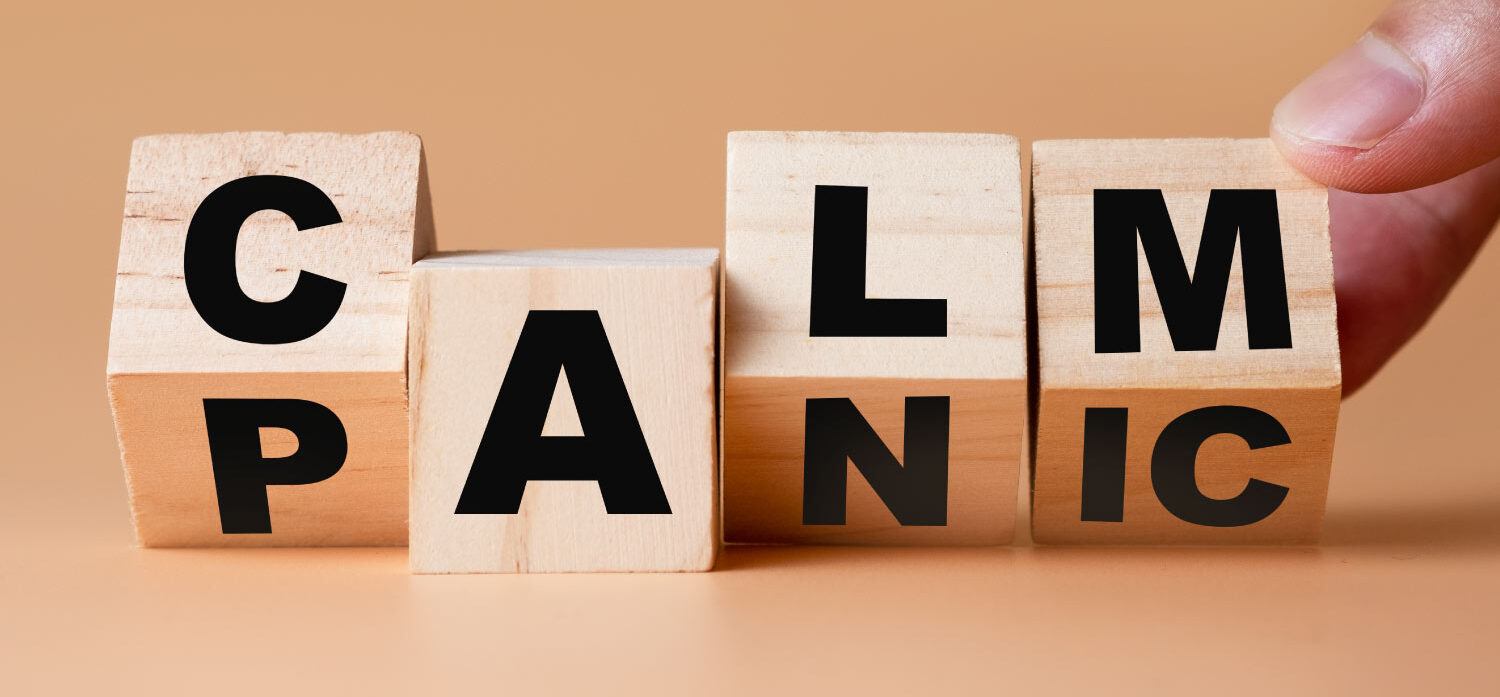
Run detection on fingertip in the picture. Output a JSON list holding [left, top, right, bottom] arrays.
[[1272, 33, 1426, 150], [1268, 124, 1405, 194], [1270, 0, 1500, 193]]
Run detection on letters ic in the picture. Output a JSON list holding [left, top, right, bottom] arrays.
[[106, 132, 432, 546], [722, 131, 1027, 545], [1030, 138, 1341, 544]]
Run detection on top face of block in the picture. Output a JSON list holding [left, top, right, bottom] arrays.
[[1032, 138, 1340, 390], [725, 131, 1025, 381], [108, 132, 430, 376]]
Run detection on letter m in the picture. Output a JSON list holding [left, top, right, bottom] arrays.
[[1092, 189, 1293, 353]]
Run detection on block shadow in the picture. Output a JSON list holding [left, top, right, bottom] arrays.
[[715, 544, 1016, 572], [1321, 499, 1500, 552]]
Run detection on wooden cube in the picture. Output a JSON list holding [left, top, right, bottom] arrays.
[[1031, 138, 1341, 544], [723, 131, 1026, 545], [106, 132, 432, 547], [408, 250, 720, 573]]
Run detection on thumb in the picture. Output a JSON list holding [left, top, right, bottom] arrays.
[[1271, 0, 1500, 193]]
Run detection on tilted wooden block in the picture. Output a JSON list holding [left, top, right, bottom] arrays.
[[107, 132, 432, 547], [1030, 138, 1341, 544], [408, 250, 720, 573], [723, 131, 1026, 545]]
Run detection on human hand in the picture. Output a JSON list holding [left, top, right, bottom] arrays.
[[1271, 0, 1500, 395]]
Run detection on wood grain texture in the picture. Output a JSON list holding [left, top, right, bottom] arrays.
[[109, 132, 433, 375], [409, 249, 719, 573], [723, 131, 1026, 544], [1033, 387, 1339, 544], [725, 131, 1025, 381], [108, 372, 409, 547], [723, 377, 1022, 545], [1030, 138, 1341, 544], [106, 132, 429, 546], [1032, 138, 1339, 390]]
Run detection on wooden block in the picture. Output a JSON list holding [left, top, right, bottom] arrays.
[[1030, 138, 1341, 544], [106, 132, 432, 547], [723, 131, 1026, 545], [408, 250, 720, 573]]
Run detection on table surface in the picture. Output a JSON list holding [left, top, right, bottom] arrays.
[[4, 0, 1498, 693]]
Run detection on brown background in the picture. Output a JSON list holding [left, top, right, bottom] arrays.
[[3, 0, 1497, 693]]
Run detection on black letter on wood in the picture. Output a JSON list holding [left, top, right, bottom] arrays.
[[456, 310, 671, 515]]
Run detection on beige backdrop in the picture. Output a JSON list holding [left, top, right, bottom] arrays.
[[3, 0, 1497, 693]]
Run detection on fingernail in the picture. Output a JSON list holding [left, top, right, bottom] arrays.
[[1273, 33, 1425, 149]]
